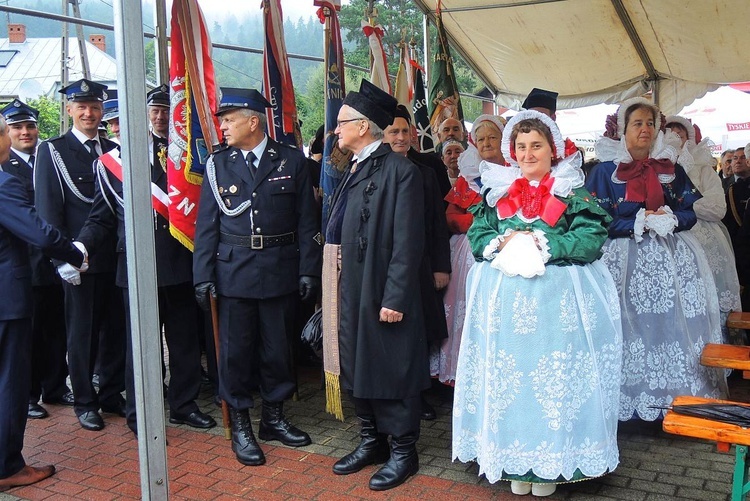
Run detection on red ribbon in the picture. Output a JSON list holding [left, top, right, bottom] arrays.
[[362, 25, 384, 38], [496, 174, 567, 226], [616, 158, 675, 210]]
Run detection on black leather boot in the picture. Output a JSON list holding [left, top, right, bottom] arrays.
[[230, 408, 265, 466], [332, 416, 390, 475], [258, 400, 311, 447], [369, 433, 419, 491]]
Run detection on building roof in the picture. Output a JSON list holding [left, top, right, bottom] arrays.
[[0, 37, 117, 100]]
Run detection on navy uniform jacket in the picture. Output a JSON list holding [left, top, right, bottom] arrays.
[[0, 171, 83, 320], [193, 137, 321, 299], [77, 134, 193, 288], [2, 151, 57, 287], [34, 130, 119, 273]]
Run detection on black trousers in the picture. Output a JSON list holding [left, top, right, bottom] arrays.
[[0, 318, 32, 478], [350, 393, 421, 438], [29, 284, 69, 402], [218, 293, 297, 410], [62, 273, 126, 415], [123, 283, 202, 430]]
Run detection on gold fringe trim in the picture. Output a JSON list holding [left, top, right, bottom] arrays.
[[169, 224, 195, 252], [324, 371, 344, 421]]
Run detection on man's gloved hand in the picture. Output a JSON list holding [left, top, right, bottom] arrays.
[[73, 241, 89, 272], [57, 263, 81, 285], [298, 276, 320, 302], [194, 281, 216, 311]]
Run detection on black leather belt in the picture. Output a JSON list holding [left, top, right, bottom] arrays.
[[219, 231, 296, 249]]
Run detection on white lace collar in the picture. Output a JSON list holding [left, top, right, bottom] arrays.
[[480, 151, 585, 209], [595, 130, 681, 166]]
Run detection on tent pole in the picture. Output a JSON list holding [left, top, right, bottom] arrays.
[[113, 0, 169, 498], [153, 0, 169, 85], [422, 14, 430, 82]]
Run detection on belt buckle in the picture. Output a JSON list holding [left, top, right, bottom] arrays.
[[251, 235, 263, 249]]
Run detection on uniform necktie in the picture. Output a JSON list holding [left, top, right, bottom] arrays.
[[85, 139, 99, 156], [246, 151, 257, 170], [28, 154, 34, 168]]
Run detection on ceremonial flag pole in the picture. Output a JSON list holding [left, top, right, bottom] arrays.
[[428, 0, 464, 151], [263, 0, 302, 148], [315, 0, 349, 230]]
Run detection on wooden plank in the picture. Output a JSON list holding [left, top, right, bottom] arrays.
[[701, 343, 750, 371], [663, 396, 750, 447], [728, 312, 750, 330]]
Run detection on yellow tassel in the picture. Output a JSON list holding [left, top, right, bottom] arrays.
[[169, 225, 195, 252], [324, 371, 344, 421]]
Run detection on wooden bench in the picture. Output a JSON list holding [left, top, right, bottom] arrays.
[[701, 343, 750, 379], [663, 395, 750, 501], [728, 312, 750, 331]]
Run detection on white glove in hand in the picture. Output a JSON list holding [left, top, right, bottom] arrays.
[[57, 263, 81, 285], [72, 241, 89, 272]]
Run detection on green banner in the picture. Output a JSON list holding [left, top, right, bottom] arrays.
[[428, 11, 464, 142]]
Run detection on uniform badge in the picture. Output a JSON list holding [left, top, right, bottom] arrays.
[[225, 198, 232, 208], [13, 99, 21, 107], [268, 148, 277, 156], [157, 143, 167, 172], [219, 186, 224, 194], [230, 150, 238, 160], [313, 232, 323, 245], [102, 90, 109, 100], [81, 81, 89, 92], [229, 185, 238, 194], [277, 159, 287, 172]]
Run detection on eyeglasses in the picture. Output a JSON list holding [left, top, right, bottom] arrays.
[[336, 118, 363, 128]]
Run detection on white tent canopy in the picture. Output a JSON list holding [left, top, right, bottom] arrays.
[[414, 0, 750, 114]]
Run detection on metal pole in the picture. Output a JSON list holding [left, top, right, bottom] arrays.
[[69, 0, 90, 79], [60, 0, 69, 133], [422, 14, 430, 81], [152, 0, 169, 84], [112, 0, 168, 499]]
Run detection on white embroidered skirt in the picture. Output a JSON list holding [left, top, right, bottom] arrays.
[[452, 260, 622, 483]]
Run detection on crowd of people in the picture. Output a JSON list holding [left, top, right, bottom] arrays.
[[0, 77, 748, 497]]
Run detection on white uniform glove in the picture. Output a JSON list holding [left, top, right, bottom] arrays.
[[57, 263, 81, 285], [73, 241, 89, 272]]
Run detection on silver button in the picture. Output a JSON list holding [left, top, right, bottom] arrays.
[[281, 186, 285, 191], [253, 210, 259, 215], [252, 192, 257, 198], [256, 227, 261, 233]]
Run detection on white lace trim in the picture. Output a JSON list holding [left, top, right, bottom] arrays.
[[481, 153, 584, 210], [533, 229, 551, 264], [457, 143, 482, 192], [644, 206, 678, 239], [595, 130, 680, 167], [482, 228, 514, 261], [500, 110, 565, 168], [633, 208, 646, 243], [664, 115, 696, 143]]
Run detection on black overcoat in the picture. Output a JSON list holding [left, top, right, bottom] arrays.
[[335, 143, 430, 399]]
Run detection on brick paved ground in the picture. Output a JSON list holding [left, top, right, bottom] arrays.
[[1, 366, 746, 500]]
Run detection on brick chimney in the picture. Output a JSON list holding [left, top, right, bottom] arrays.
[[89, 34, 105, 52], [8, 24, 26, 44]]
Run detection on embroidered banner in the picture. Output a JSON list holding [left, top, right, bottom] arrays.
[[168, 0, 221, 250]]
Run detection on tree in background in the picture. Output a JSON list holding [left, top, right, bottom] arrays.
[[337, 0, 484, 125], [26, 96, 61, 140]]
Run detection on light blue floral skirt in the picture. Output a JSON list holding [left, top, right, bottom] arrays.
[[452, 260, 623, 484]]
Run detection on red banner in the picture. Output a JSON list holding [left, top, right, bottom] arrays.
[[168, 0, 221, 251]]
